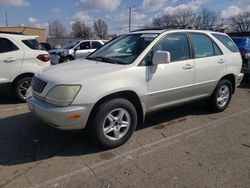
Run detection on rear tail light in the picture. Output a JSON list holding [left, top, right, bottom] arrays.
[[37, 54, 50, 62]]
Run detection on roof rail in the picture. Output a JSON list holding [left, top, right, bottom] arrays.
[[131, 28, 163, 32], [0, 31, 24, 35]]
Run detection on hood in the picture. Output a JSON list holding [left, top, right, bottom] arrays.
[[36, 59, 127, 84]]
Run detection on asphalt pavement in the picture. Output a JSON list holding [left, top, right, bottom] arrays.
[[0, 80, 250, 188]]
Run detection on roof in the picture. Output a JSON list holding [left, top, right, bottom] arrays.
[[0, 33, 38, 40], [131, 29, 226, 35]]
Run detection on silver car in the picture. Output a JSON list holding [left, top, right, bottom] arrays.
[[49, 40, 106, 64], [27, 29, 243, 149]]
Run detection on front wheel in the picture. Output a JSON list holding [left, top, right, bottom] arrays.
[[208, 79, 232, 112], [89, 98, 138, 149], [14, 77, 32, 102], [61, 56, 73, 63]]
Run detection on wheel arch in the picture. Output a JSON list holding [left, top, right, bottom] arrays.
[[87, 90, 145, 128], [11, 73, 34, 88], [219, 74, 235, 93]]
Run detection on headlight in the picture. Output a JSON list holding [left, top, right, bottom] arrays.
[[45, 85, 81, 107]]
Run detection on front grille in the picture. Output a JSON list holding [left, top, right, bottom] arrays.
[[32, 77, 47, 93]]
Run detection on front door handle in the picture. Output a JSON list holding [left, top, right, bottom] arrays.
[[4, 57, 16, 63], [217, 59, 225, 64], [183, 64, 194, 70]]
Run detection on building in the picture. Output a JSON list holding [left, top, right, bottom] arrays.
[[0, 26, 46, 42]]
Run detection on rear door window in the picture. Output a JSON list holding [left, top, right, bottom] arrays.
[[22, 39, 44, 50], [0, 37, 19, 53], [190, 33, 222, 58], [212, 34, 239, 53]]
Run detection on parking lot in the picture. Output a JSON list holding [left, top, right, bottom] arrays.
[[0, 80, 249, 188]]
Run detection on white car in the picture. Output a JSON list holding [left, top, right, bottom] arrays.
[[27, 29, 243, 148], [0, 32, 50, 101]]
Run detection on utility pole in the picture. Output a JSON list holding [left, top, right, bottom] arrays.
[[129, 7, 132, 32], [128, 6, 135, 32], [5, 12, 8, 26], [48, 20, 51, 38]]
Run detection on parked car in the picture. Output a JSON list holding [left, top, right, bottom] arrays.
[[231, 37, 250, 76], [49, 40, 106, 64], [40, 42, 52, 51], [27, 30, 243, 148], [0, 32, 51, 101]]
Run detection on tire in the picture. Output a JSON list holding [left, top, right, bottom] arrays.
[[89, 98, 138, 149], [14, 77, 32, 102], [61, 56, 73, 63], [208, 79, 232, 112]]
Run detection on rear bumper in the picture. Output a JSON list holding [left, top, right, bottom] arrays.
[[236, 73, 244, 87]]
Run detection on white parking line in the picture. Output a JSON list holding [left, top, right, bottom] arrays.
[[0, 106, 26, 112], [31, 108, 250, 188]]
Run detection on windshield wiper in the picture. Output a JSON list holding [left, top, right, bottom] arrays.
[[87, 56, 119, 64]]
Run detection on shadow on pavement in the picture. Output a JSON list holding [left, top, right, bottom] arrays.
[[239, 77, 250, 89], [0, 92, 22, 105], [0, 100, 212, 166]]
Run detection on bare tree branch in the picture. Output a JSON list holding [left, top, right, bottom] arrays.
[[93, 19, 108, 39], [194, 8, 218, 30], [71, 21, 93, 39], [228, 11, 250, 32], [49, 20, 67, 38]]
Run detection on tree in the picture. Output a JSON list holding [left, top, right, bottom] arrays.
[[49, 20, 67, 38], [93, 19, 108, 39], [152, 14, 176, 29], [152, 8, 196, 29], [194, 8, 218, 30], [173, 8, 196, 28], [71, 21, 93, 39], [228, 11, 250, 32]]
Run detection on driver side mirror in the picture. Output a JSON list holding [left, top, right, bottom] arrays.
[[152, 51, 170, 65]]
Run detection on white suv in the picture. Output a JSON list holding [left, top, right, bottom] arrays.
[[0, 33, 50, 101], [27, 30, 243, 148]]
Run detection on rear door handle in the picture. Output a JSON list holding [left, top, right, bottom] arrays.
[[183, 64, 194, 70], [217, 59, 225, 64], [4, 57, 16, 63]]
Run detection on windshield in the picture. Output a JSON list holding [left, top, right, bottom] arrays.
[[86, 33, 158, 64], [62, 41, 79, 49]]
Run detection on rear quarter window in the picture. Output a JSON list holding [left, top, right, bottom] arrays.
[[212, 34, 239, 53], [22, 39, 44, 50]]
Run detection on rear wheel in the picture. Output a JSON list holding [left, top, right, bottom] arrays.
[[208, 79, 232, 112], [89, 98, 138, 149], [14, 77, 32, 102]]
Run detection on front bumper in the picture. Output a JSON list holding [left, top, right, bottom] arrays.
[[27, 91, 92, 130]]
